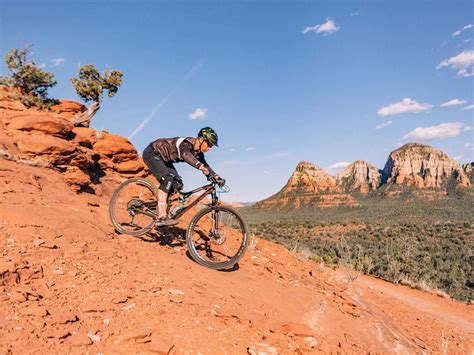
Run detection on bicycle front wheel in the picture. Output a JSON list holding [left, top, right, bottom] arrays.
[[186, 206, 249, 270], [109, 178, 158, 236]]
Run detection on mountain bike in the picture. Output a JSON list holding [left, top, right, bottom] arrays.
[[108, 177, 249, 270]]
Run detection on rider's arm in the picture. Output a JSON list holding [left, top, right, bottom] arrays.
[[195, 152, 216, 177], [181, 143, 208, 171]]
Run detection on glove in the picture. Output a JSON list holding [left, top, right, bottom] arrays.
[[213, 175, 226, 187]]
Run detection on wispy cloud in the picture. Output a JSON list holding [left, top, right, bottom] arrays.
[[403, 122, 471, 141], [436, 50, 474, 77], [38, 63, 46, 69], [245, 147, 256, 152], [328, 161, 350, 170], [452, 24, 473, 37], [188, 107, 208, 120], [376, 120, 393, 129], [303, 18, 340, 36], [350, 11, 359, 16], [128, 59, 205, 140], [441, 98, 467, 107], [464, 142, 472, 148], [378, 98, 432, 117], [461, 104, 474, 110], [51, 58, 65, 66]]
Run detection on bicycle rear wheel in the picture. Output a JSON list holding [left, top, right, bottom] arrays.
[[109, 178, 158, 236], [186, 206, 249, 270]]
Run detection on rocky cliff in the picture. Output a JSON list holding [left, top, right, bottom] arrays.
[[255, 161, 359, 208], [382, 143, 470, 189], [336, 160, 381, 194], [254, 144, 472, 210], [463, 162, 474, 184], [0, 85, 146, 193]]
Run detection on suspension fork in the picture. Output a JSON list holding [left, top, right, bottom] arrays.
[[211, 190, 219, 235]]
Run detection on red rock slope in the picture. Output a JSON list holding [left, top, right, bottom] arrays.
[[1, 154, 473, 354]]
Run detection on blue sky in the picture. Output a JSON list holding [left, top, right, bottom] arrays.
[[1, 0, 473, 202]]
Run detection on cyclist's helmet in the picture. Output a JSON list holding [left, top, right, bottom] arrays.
[[198, 127, 218, 147]]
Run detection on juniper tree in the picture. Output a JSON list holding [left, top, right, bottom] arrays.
[[0, 46, 57, 108], [70, 64, 123, 127]]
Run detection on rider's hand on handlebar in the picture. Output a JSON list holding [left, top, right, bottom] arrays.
[[211, 175, 226, 187]]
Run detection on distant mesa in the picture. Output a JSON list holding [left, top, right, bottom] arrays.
[[253, 143, 472, 210], [336, 160, 381, 194], [382, 143, 470, 189], [463, 162, 474, 184], [254, 161, 359, 209]]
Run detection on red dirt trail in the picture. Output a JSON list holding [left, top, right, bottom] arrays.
[[1, 157, 473, 354]]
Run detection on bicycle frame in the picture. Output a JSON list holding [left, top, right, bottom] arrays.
[[167, 183, 218, 220]]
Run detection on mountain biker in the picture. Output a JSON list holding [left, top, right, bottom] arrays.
[[142, 127, 225, 226]]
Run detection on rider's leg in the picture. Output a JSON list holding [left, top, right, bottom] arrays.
[[157, 189, 167, 218], [142, 145, 180, 226]]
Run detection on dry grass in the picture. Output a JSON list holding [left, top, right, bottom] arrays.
[[399, 278, 451, 299]]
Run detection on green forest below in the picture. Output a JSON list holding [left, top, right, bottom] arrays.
[[241, 194, 474, 302]]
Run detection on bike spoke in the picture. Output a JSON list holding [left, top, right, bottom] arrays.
[[110, 180, 157, 234], [188, 207, 247, 266]]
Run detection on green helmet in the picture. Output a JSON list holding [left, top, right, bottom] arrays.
[[198, 127, 219, 147]]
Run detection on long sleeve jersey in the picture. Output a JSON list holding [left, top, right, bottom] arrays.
[[151, 137, 216, 176]]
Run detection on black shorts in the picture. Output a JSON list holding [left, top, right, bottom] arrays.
[[142, 144, 183, 193]]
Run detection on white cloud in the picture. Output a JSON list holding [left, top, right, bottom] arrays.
[[461, 104, 474, 110], [245, 147, 256, 152], [38, 63, 46, 69], [464, 142, 472, 148], [436, 50, 474, 77], [376, 120, 393, 129], [378, 98, 433, 117], [328, 161, 350, 169], [403, 122, 470, 141], [303, 18, 340, 36], [350, 11, 359, 16], [51, 58, 65, 66], [464, 125, 473, 132], [452, 24, 474, 37], [188, 107, 208, 120], [441, 98, 466, 107], [453, 155, 463, 161]]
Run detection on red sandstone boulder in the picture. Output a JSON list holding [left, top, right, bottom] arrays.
[[63, 167, 92, 190], [72, 127, 96, 147], [0, 86, 26, 111], [0, 100, 26, 111], [50, 99, 85, 119], [114, 160, 144, 173], [12, 132, 76, 156], [7, 112, 73, 138], [92, 132, 136, 157]]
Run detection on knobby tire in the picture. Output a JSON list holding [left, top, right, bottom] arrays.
[[109, 178, 158, 236], [186, 205, 249, 270]]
